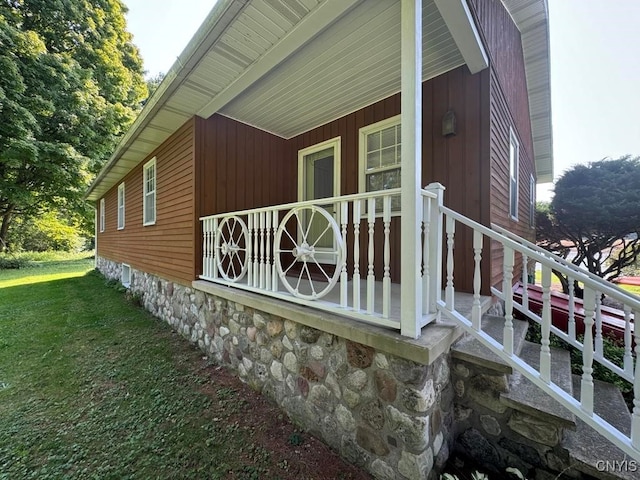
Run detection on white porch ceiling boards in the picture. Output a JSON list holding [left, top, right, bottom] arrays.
[[219, 0, 464, 138]]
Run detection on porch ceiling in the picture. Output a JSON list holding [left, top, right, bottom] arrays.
[[86, 0, 552, 202]]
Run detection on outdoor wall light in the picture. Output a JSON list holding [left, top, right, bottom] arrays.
[[442, 109, 457, 137]]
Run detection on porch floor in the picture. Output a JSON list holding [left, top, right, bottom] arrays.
[[215, 274, 488, 324]]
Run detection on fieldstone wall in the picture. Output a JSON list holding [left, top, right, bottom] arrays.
[[451, 358, 572, 478], [97, 257, 455, 480]]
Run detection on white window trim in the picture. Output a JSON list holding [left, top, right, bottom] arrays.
[[529, 173, 535, 228], [143, 157, 156, 226], [99, 198, 105, 233], [117, 183, 125, 230], [358, 114, 402, 216], [297, 137, 341, 202], [121, 263, 131, 288], [509, 128, 520, 221]]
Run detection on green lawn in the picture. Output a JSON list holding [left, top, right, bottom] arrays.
[[0, 257, 365, 479]]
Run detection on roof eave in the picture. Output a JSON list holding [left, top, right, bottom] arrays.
[[85, 0, 247, 202]]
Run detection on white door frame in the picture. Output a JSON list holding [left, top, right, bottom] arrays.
[[297, 137, 341, 264]]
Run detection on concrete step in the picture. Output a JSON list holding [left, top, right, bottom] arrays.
[[500, 340, 576, 428], [562, 375, 635, 480], [451, 315, 529, 374]]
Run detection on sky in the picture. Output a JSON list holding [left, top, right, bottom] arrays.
[[124, 0, 640, 202]]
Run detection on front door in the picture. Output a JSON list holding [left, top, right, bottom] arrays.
[[298, 138, 341, 264]]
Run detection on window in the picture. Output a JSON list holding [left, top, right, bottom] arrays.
[[143, 157, 156, 225], [529, 174, 535, 228], [509, 128, 519, 220], [359, 115, 401, 211], [121, 263, 131, 288], [99, 198, 105, 233], [117, 183, 125, 230]]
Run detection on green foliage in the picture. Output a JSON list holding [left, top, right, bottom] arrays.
[[537, 157, 640, 291], [7, 209, 86, 252], [0, 250, 92, 270], [0, 0, 147, 248]]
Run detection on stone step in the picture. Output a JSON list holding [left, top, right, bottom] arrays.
[[561, 375, 635, 480], [500, 341, 576, 428], [451, 315, 529, 374]]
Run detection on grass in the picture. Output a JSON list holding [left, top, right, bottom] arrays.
[[0, 257, 364, 479]]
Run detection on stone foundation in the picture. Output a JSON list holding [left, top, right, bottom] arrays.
[[451, 357, 574, 478], [97, 257, 454, 479]]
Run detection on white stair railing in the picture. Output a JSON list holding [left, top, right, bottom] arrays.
[[437, 205, 640, 462]]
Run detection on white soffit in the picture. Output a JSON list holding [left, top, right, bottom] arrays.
[[220, 0, 465, 138], [502, 0, 553, 184]]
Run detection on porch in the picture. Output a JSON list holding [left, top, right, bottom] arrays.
[[198, 185, 640, 463]]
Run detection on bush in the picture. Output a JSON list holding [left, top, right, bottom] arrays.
[[6, 211, 87, 252]]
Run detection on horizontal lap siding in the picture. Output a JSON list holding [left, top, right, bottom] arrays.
[[97, 119, 196, 285], [468, 0, 537, 289], [489, 67, 536, 288]]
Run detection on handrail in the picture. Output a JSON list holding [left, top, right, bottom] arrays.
[[492, 223, 639, 305], [199, 188, 415, 221], [442, 206, 640, 312], [440, 204, 640, 461]]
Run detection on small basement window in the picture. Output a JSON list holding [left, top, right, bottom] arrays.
[[121, 263, 131, 288]]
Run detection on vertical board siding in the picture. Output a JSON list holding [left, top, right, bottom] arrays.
[[488, 67, 536, 288], [97, 119, 196, 285], [197, 66, 489, 291], [468, 0, 534, 163]]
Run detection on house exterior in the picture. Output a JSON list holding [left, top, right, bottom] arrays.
[[85, 1, 635, 478]]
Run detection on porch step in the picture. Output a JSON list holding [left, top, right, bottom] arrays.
[[562, 376, 635, 480], [500, 341, 576, 427], [451, 315, 529, 374]]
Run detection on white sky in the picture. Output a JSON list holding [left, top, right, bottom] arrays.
[[124, 0, 640, 202]]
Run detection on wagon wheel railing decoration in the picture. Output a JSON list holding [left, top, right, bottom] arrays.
[[215, 216, 249, 282], [275, 205, 345, 300]]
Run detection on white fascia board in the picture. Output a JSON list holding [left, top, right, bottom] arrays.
[[197, 0, 363, 119], [433, 0, 488, 74], [85, 0, 246, 201]]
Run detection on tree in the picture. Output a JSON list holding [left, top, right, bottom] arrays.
[[537, 156, 640, 293], [0, 0, 147, 250]]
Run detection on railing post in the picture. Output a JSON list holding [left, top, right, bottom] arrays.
[[399, 0, 422, 338], [581, 287, 596, 415], [425, 183, 444, 318]]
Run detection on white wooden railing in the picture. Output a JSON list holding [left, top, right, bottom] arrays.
[[437, 205, 640, 462], [200, 185, 443, 333], [200, 183, 640, 460]]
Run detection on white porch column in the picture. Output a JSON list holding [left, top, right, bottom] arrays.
[[400, 0, 423, 339]]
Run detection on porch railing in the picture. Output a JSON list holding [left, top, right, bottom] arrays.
[[200, 184, 640, 461], [438, 205, 640, 462], [200, 184, 443, 333]]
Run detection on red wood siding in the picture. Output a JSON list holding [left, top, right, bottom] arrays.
[[488, 67, 536, 288], [197, 66, 490, 291], [468, 0, 534, 165], [97, 119, 196, 285]]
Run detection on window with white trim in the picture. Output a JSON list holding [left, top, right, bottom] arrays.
[[529, 174, 535, 228], [117, 183, 125, 230], [509, 128, 519, 220], [99, 198, 105, 233], [359, 115, 401, 211], [143, 157, 156, 226], [121, 263, 131, 288]]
